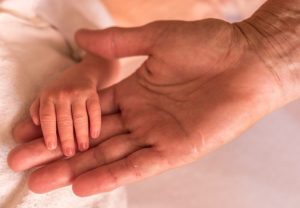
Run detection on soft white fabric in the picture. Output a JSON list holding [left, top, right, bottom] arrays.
[[0, 0, 127, 207]]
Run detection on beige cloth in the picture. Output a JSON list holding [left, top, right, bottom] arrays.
[[0, 0, 126, 207]]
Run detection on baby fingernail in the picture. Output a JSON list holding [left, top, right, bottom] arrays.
[[65, 148, 75, 156], [33, 118, 40, 126], [47, 142, 56, 150], [79, 143, 89, 151]]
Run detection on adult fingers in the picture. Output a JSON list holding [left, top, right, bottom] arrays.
[[75, 21, 165, 59], [29, 98, 40, 126], [100, 86, 119, 115], [12, 117, 43, 143], [56, 102, 75, 157], [87, 94, 101, 139], [28, 134, 141, 193], [40, 99, 57, 150], [72, 148, 170, 196], [7, 138, 62, 172], [72, 100, 89, 151], [8, 114, 127, 172]]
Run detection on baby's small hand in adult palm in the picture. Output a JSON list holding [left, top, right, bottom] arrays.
[[30, 59, 101, 156]]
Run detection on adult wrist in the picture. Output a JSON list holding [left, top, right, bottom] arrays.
[[233, 0, 300, 103]]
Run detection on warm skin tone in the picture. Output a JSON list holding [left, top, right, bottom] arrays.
[[30, 55, 119, 156], [8, 0, 300, 196]]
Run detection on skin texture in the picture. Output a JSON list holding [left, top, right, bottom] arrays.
[[8, 0, 300, 197], [101, 0, 265, 26], [29, 55, 119, 156]]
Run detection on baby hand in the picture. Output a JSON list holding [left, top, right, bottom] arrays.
[[30, 62, 101, 156]]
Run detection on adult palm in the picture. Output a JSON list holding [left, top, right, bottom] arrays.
[[9, 16, 295, 196]]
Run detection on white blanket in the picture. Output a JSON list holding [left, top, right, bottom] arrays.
[[0, 0, 126, 207]]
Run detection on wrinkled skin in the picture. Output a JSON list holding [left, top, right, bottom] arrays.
[[29, 55, 118, 156], [8, 3, 300, 197]]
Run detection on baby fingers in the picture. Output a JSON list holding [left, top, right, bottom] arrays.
[[87, 94, 101, 139], [72, 100, 89, 152], [39, 99, 57, 151], [56, 102, 75, 157], [30, 98, 40, 126]]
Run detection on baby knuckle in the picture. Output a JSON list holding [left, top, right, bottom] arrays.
[[88, 102, 100, 111], [43, 130, 57, 137], [40, 90, 52, 98], [40, 114, 55, 122], [68, 90, 79, 97], [73, 113, 86, 122], [40, 94, 54, 103], [56, 91, 71, 100], [71, 88, 91, 97], [57, 115, 73, 125]]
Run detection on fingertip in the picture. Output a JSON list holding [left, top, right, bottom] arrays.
[[72, 176, 102, 197], [72, 173, 115, 197], [72, 181, 87, 197], [91, 129, 100, 139], [75, 29, 94, 48], [63, 147, 75, 157], [28, 172, 47, 194], [46, 141, 57, 151], [75, 28, 92, 36], [11, 117, 42, 143], [7, 148, 22, 172], [78, 142, 89, 152], [32, 117, 40, 126], [28, 164, 71, 194]]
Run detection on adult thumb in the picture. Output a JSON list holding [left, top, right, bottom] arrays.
[[75, 23, 163, 59]]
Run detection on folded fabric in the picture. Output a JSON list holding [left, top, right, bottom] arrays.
[[0, 0, 126, 207]]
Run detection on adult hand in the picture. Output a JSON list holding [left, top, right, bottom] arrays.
[[8, 0, 300, 196]]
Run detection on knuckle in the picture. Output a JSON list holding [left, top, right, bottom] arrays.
[[40, 114, 55, 122], [93, 146, 109, 165], [60, 137, 73, 143], [106, 166, 119, 188], [57, 115, 73, 126], [43, 90, 73, 101], [67, 89, 80, 97], [41, 90, 58, 100], [40, 95, 53, 104], [76, 134, 88, 142], [43, 129, 57, 137], [88, 102, 100, 112], [56, 91, 71, 101], [73, 113, 87, 122], [40, 90, 51, 98]]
